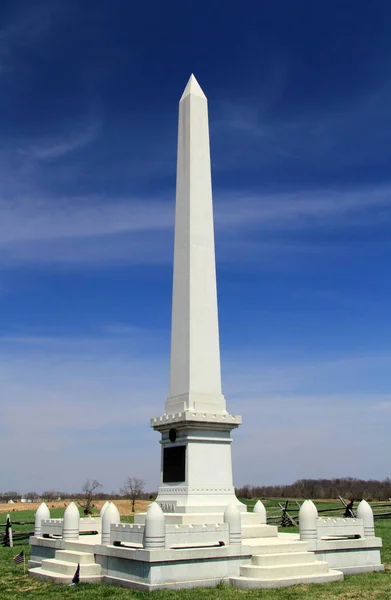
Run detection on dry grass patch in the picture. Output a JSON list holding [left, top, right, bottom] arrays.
[[94, 499, 150, 516], [0, 499, 150, 516]]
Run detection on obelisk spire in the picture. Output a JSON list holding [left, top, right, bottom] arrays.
[[166, 75, 226, 415]]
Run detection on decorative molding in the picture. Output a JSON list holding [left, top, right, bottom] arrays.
[[151, 411, 241, 431], [158, 486, 235, 495]]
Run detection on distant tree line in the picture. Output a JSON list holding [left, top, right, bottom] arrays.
[[5, 477, 390, 505], [38, 489, 155, 503], [235, 478, 391, 501], [0, 491, 22, 501], [0, 486, 156, 504]]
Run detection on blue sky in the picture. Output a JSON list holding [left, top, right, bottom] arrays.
[[1, 0, 391, 495]]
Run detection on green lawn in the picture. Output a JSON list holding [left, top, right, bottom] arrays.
[[1, 501, 390, 600]]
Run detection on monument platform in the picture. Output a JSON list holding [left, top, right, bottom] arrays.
[[29, 530, 344, 590], [29, 498, 383, 590]]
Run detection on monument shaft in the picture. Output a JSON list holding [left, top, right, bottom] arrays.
[[167, 75, 224, 415]]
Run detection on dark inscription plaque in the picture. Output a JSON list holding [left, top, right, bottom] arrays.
[[163, 446, 186, 483]]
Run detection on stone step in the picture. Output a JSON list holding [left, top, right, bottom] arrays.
[[242, 524, 278, 538], [55, 550, 95, 564], [246, 540, 309, 554], [240, 560, 329, 579], [230, 569, 343, 589], [41, 558, 101, 577], [29, 567, 103, 585], [241, 512, 272, 525], [63, 540, 97, 553], [252, 551, 316, 566]]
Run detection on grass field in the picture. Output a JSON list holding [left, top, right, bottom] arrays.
[[1, 500, 390, 600]]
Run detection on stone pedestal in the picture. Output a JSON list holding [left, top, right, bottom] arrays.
[[150, 413, 244, 518]]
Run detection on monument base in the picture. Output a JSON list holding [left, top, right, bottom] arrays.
[[29, 532, 348, 590], [151, 411, 243, 521], [29, 497, 383, 590]]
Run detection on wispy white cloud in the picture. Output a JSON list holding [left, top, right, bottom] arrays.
[[223, 351, 391, 397], [0, 196, 172, 244], [215, 186, 391, 231], [102, 323, 152, 336], [6, 184, 391, 245], [0, 233, 172, 266], [0, 183, 390, 266], [0, 326, 164, 349], [214, 80, 391, 167], [22, 120, 101, 160]]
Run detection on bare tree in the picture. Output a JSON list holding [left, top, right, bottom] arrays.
[[41, 490, 60, 502], [1, 491, 20, 502], [121, 477, 145, 513], [79, 479, 103, 515], [24, 491, 40, 501]]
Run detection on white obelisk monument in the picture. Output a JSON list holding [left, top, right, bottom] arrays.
[[151, 75, 243, 519]]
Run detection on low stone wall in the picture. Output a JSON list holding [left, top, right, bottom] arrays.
[[166, 523, 229, 547], [316, 517, 364, 540], [41, 516, 101, 537], [299, 499, 384, 574], [110, 521, 230, 549], [41, 519, 63, 537], [111, 523, 144, 547]]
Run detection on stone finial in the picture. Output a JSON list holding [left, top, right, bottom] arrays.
[[100, 501, 110, 518], [102, 502, 121, 545], [253, 500, 267, 524], [144, 502, 165, 549], [63, 502, 80, 540], [299, 500, 318, 549], [224, 501, 242, 545], [34, 502, 50, 536], [357, 499, 375, 538]]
